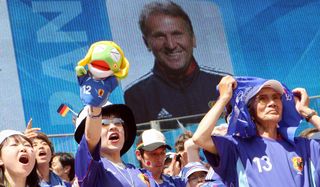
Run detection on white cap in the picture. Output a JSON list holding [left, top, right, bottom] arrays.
[[0, 130, 25, 144], [246, 79, 284, 104], [261, 80, 284, 94], [181, 162, 209, 179], [137, 129, 171, 151]]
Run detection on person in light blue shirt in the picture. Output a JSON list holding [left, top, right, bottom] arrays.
[[39, 171, 68, 187]]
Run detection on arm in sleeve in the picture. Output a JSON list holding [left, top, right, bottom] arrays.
[[204, 135, 239, 184], [75, 135, 102, 184]]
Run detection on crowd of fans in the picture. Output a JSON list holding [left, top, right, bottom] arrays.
[[0, 124, 224, 187], [1, 75, 320, 186], [1, 1, 320, 187]]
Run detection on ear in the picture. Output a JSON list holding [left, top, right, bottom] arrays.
[[135, 150, 142, 161], [142, 36, 151, 52]]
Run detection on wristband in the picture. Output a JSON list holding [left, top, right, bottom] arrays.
[[305, 110, 317, 122], [87, 107, 102, 119]]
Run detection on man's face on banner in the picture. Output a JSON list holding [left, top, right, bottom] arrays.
[[143, 13, 196, 73]]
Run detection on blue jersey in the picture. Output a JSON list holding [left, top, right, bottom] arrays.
[[78, 73, 118, 107], [204, 135, 320, 187], [39, 171, 68, 187], [124, 62, 227, 124], [75, 135, 157, 187], [201, 167, 225, 187], [160, 174, 186, 187]]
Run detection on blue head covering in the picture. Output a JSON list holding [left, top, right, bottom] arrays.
[[225, 76, 302, 143]]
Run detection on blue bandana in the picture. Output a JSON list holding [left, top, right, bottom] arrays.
[[225, 76, 302, 144]]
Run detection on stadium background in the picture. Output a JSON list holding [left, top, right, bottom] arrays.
[[1, 0, 320, 166]]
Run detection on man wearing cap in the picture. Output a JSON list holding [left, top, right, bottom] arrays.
[[193, 75, 320, 186], [135, 129, 186, 187], [74, 104, 157, 187]]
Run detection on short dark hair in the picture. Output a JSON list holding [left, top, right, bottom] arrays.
[[135, 137, 145, 168], [139, 0, 194, 37], [52, 152, 75, 181], [33, 132, 54, 154], [136, 149, 145, 168], [174, 131, 193, 152]]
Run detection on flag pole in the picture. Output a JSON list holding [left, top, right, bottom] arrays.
[[176, 120, 188, 133], [68, 108, 78, 116]]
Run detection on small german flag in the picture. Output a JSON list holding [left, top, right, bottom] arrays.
[[57, 104, 70, 117]]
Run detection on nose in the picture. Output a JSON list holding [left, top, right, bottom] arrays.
[[164, 35, 177, 50], [197, 176, 205, 183], [35, 144, 44, 151], [20, 145, 27, 152], [108, 123, 119, 130], [267, 98, 277, 108], [153, 155, 163, 162]]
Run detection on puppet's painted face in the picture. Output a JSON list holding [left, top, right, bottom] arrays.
[[89, 44, 122, 79]]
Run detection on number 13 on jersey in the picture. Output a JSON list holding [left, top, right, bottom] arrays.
[[253, 156, 273, 173]]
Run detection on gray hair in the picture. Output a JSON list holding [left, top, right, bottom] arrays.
[[139, 0, 194, 36]]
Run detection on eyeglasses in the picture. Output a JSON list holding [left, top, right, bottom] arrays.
[[188, 173, 207, 183], [101, 118, 124, 126]]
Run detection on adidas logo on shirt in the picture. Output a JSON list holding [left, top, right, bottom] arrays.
[[157, 108, 172, 119]]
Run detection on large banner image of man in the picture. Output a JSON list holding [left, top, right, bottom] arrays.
[[107, 0, 233, 124]]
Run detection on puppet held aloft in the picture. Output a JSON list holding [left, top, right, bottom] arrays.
[[75, 41, 129, 107]]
